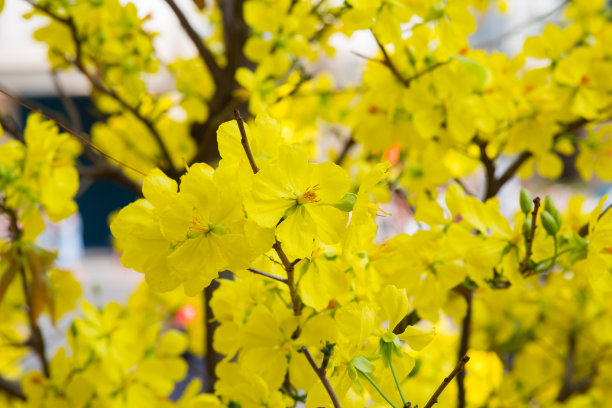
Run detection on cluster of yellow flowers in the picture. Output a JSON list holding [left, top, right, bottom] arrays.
[[1, 0, 612, 407]]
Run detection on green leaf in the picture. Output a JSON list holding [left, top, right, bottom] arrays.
[[332, 192, 357, 212]]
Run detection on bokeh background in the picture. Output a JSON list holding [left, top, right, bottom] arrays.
[[3, 0, 608, 369]]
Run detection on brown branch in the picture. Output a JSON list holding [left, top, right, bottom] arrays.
[[234, 108, 302, 320], [4, 208, 51, 379], [0, 115, 23, 142], [25, 0, 70, 23], [48, 70, 142, 193], [350, 50, 385, 64], [26, 1, 177, 177], [0, 376, 25, 401], [335, 137, 355, 166], [72, 60, 177, 177], [234, 109, 259, 173], [373, 34, 448, 89], [0, 87, 146, 193], [474, 0, 569, 49], [189, 0, 253, 165], [50, 70, 82, 134], [247, 268, 287, 283], [19, 257, 50, 378], [456, 293, 472, 408], [405, 61, 448, 84], [556, 334, 595, 402], [300, 346, 341, 408], [273, 240, 302, 319], [520, 197, 541, 276], [578, 203, 612, 237], [489, 116, 594, 197], [478, 140, 496, 200], [77, 164, 142, 195], [163, 0, 223, 83], [424, 355, 470, 408], [374, 36, 410, 87], [490, 152, 532, 198], [393, 310, 420, 335]]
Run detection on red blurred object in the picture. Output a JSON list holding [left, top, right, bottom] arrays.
[[385, 143, 401, 166], [175, 303, 199, 326]]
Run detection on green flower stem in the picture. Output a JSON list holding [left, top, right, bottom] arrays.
[[360, 371, 398, 408], [537, 247, 572, 267], [388, 355, 408, 406]]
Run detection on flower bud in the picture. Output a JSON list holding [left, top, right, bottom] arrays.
[[540, 210, 559, 236], [520, 188, 532, 214]]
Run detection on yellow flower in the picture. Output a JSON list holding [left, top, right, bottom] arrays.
[[112, 165, 272, 296], [246, 146, 350, 258]]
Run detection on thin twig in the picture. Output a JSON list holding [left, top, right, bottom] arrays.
[[0, 88, 147, 178], [373, 34, 448, 88], [556, 334, 595, 401], [233, 109, 259, 173], [19, 260, 50, 378], [247, 268, 287, 283], [374, 36, 410, 87], [578, 203, 612, 237], [491, 152, 532, 197], [4, 209, 51, 378], [162, 0, 223, 83], [423, 355, 470, 408], [405, 61, 448, 84], [521, 197, 541, 275], [335, 137, 355, 165], [24, 1, 176, 176], [491, 116, 595, 197], [273, 241, 302, 318], [0, 115, 23, 142], [351, 50, 385, 64], [478, 140, 496, 200], [300, 347, 342, 408], [50, 70, 82, 134], [474, 0, 569, 49], [48, 71, 140, 193], [233, 109, 302, 319], [0, 376, 25, 400], [456, 294, 472, 408], [77, 164, 142, 195]]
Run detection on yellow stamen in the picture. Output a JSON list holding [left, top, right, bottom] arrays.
[[368, 203, 391, 217], [188, 216, 210, 235], [297, 184, 321, 204]]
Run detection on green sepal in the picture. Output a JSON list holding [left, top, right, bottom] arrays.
[[332, 192, 357, 212], [377, 332, 403, 367], [351, 355, 375, 374], [210, 224, 228, 235]]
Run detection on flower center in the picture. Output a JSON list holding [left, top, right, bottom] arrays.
[[188, 216, 210, 235], [297, 184, 321, 204]]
